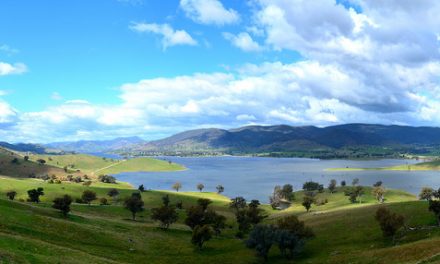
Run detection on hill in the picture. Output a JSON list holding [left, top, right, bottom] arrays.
[[45, 136, 145, 153], [122, 124, 440, 158], [0, 177, 438, 263]]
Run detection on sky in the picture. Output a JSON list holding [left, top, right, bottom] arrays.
[[1, 0, 440, 143]]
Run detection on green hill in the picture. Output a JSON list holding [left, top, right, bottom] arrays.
[[0, 176, 438, 263]]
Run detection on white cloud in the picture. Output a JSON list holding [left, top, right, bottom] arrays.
[[51, 92, 63, 101], [0, 45, 19, 56], [180, 0, 240, 26], [223, 32, 263, 52], [130, 22, 197, 49], [0, 62, 27, 76]]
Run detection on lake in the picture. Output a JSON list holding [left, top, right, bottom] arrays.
[[114, 157, 438, 202]]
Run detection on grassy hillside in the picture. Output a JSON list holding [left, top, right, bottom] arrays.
[[29, 154, 185, 176], [97, 157, 185, 175], [0, 175, 438, 263], [0, 148, 82, 179]]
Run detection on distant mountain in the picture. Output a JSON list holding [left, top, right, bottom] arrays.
[[124, 124, 440, 158], [0, 142, 51, 154], [45, 136, 145, 153]]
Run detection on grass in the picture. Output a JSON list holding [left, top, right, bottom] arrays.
[[29, 154, 186, 176], [0, 175, 439, 263]]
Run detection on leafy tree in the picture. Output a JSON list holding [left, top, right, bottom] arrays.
[[328, 179, 337, 193], [246, 224, 277, 261], [281, 184, 295, 201], [185, 198, 226, 235], [172, 182, 182, 192], [216, 184, 224, 194], [98, 175, 116, 184], [191, 225, 213, 250], [138, 184, 145, 192], [375, 207, 405, 244], [37, 159, 46, 165], [151, 195, 178, 230], [6, 191, 17, 200], [341, 180, 346, 187], [355, 186, 365, 203], [302, 181, 322, 191], [81, 190, 97, 205], [352, 178, 359, 186], [24, 156, 29, 161], [124, 193, 144, 220], [11, 158, 19, 164], [429, 200, 440, 226], [373, 181, 383, 187], [107, 188, 120, 200], [27, 188, 44, 203], [52, 195, 73, 217], [196, 183, 204, 192], [345, 186, 364, 203], [276, 216, 314, 259], [372, 186, 386, 203], [230, 196, 247, 212], [302, 192, 315, 212], [419, 187, 434, 201]]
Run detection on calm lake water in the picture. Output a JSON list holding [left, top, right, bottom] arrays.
[[114, 157, 439, 202]]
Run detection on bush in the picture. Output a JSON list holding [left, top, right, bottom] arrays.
[[375, 207, 405, 244], [191, 225, 213, 250], [98, 175, 116, 184], [81, 190, 97, 205], [52, 195, 73, 217], [100, 197, 109, 205]]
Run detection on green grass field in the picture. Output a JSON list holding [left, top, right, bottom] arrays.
[[0, 175, 439, 263]]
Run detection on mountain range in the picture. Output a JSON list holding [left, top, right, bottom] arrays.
[[4, 124, 440, 158]]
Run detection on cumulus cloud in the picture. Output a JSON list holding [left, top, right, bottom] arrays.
[[223, 32, 263, 52], [130, 22, 197, 49], [0, 62, 27, 76], [180, 0, 240, 25]]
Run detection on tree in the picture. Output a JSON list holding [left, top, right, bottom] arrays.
[[269, 185, 282, 209], [172, 182, 182, 192], [355, 186, 365, 203], [216, 185, 224, 194], [372, 186, 386, 203], [375, 207, 405, 244], [352, 178, 359, 186], [328, 179, 337, 193], [6, 191, 17, 201], [230, 196, 247, 212], [302, 192, 315, 212], [185, 198, 226, 236], [81, 190, 97, 205], [281, 184, 295, 201], [52, 195, 73, 217], [151, 195, 178, 230], [11, 157, 19, 164], [429, 200, 440, 226], [246, 224, 277, 261], [107, 188, 120, 201], [373, 181, 383, 187], [341, 180, 346, 187], [98, 175, 116, 184], [276, 216, 314, 259], [138, 184, 145, 192], [124, 193, 144, 220], [197, 183, 204, 192], [419, 187, 434, 201], [27, 188, 44, 203], [191, 225, 213, 250], [345, 186, 364, 203], [37, 159, 46, 165], [24, 156, 29, 161], [302, 181, 321, 191]]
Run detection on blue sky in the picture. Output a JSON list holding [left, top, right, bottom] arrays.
[[1, 0, 440, 143]]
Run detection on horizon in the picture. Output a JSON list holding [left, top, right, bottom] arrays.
[[2, 1, 440, 143]]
